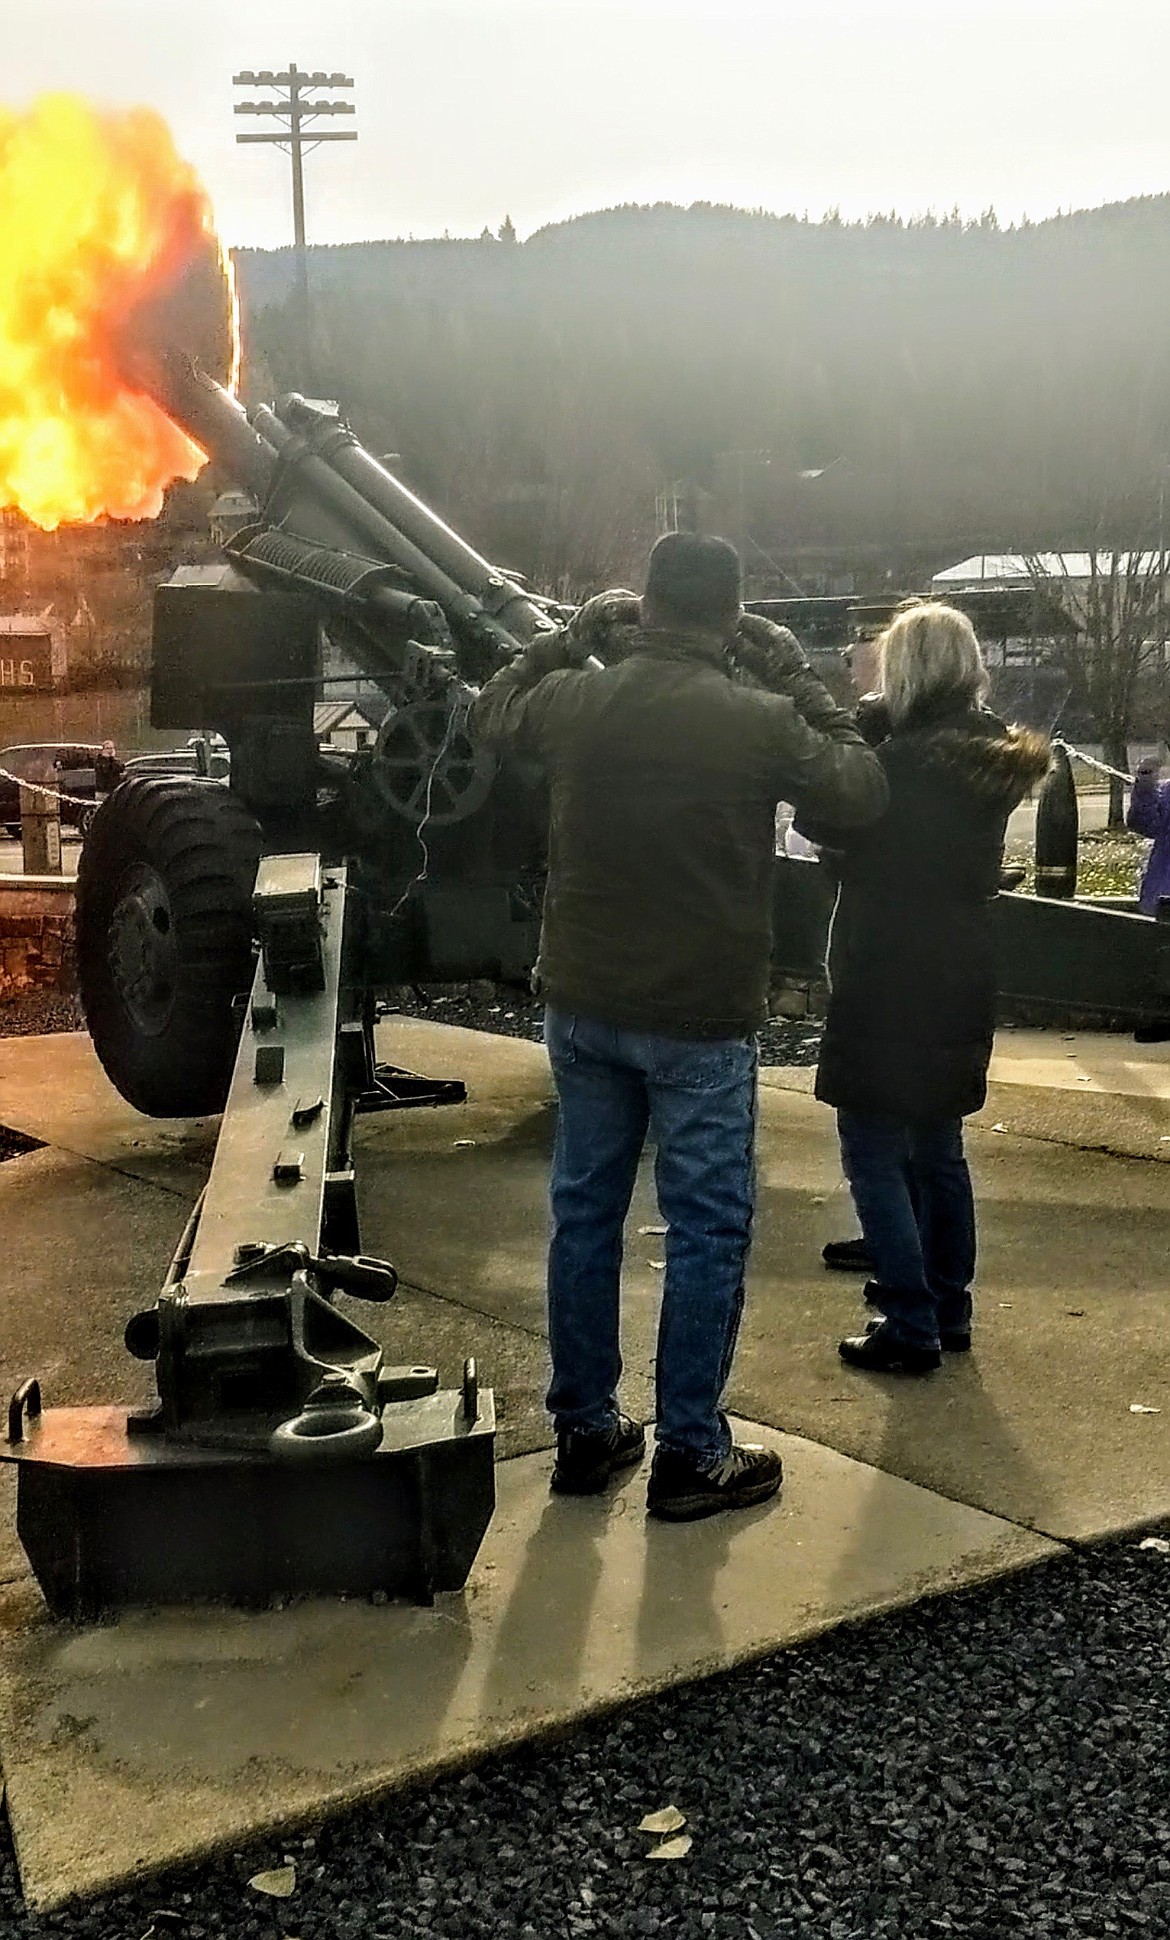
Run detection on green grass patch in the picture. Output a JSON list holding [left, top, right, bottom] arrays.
[[1004, 829, 1149, 898]]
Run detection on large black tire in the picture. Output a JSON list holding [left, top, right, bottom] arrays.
[[77, 778, 263, 1117]]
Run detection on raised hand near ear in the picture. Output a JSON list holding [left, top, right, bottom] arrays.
[[565, 590, 641, 665], [733, 611, 808, 686], [519, 627, 589, 681]]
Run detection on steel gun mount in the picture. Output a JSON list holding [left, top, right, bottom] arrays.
[[3, 359, 569, 1618]]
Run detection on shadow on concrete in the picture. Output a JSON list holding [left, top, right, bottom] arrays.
[[480, 1491, 616, 1718]]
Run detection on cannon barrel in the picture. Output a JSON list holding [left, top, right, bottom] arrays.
[[136, 353, 551, 661], [136, 352, 282, 504], [273, 393, 548, 646]]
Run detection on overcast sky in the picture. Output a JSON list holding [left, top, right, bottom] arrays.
[[7, 0, 1170, 248]]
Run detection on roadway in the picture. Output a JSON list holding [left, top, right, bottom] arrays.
[[0, 836, 81, 877]]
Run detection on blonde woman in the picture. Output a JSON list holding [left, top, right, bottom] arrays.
[[800, 602, 1049, 1372]]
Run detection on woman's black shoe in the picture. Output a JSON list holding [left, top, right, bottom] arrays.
[[839, 1323, 941, 1374], [822, 1237, 874, 1274], [866, 1316, 970, 1352]]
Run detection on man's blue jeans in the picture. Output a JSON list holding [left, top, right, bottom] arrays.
[[837, 1109, 976, 1351], [544, 1008, 757, 1468]]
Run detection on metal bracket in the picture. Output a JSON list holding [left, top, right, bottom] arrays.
[[7, 1379, 41, 1445], [357, 1063, 468, 1113]]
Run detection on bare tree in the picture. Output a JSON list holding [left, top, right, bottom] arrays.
[[1024, 548, 1166, 826]]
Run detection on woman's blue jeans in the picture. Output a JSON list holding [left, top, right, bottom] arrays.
[[837, 1109, 976, 1351], [544, 1008, 757, 1468]]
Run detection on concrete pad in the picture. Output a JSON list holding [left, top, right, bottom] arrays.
[[0, 1470, 21, 1590], [978, 1029, 1170, 1161], [3, 1018, 1169, 1547], [0, 1144, 183, 1427], [0, 1419, 1057, 1910], [738, 1088, 1170, 1543], [764, 1031, 1170, 1161], [357, 1040, 1170, 1544], [0, 1030, 216, 1195], [988, 1028, 1170, 1098]]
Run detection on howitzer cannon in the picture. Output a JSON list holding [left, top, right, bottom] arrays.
[[3, 358, 573, 1617], [9, 348, 1170, 1616]]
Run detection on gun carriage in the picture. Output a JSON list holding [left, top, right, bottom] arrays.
[[3, 358, 572, 1617]]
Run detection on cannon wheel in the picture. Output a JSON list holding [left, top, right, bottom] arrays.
[[373, 700, 496, 827], [77, 778, 262, 1118]]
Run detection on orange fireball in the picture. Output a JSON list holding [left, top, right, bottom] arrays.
[[0, 95, 238, 531]]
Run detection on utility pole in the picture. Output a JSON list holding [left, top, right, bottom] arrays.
[[232, 65, 357, 380]]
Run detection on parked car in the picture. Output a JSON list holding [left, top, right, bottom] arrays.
[[0, 743, 102, 839], [122, 736, 230, 784]]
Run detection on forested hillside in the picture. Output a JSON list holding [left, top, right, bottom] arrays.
[[234, 198, 1170, 597]]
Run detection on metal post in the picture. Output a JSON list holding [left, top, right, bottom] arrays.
[[233, 65, 357, 389], [19, 782, 61, 878], [288, 64, 310, 342]]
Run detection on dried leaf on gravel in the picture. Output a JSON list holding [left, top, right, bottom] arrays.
[[1138, 1537, 1170, 1553], [647, 1833, 693, 1860], [248, 1865, 297, 1898], [639, 1805, 687, 1835]]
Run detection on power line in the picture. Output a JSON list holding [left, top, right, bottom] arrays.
[[232, 64, 357, 377]]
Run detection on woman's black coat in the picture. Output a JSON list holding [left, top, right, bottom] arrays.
[[804, 696, 1050, 1122]]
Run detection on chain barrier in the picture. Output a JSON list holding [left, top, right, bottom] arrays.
[[0, 765, 98, 810], [1052, 740, 1137, 788]]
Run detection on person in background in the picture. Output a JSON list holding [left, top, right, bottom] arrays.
[[471, 534, 888, 1519], [1127, 751, 1170, 915], [820, 619, 884, 1276], [93, 740, 124, 797], [799, 602, 1049, 1373]]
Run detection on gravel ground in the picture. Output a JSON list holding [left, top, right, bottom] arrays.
[[1, 1544, 1166, 1938], [0, 992, 84, 1039], [386, 990, 825, 1069]]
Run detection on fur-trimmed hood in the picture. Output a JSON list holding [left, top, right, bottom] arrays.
[[857, 696, 1050, 808]]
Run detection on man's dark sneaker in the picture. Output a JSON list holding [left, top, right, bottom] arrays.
[[839, 1322, 941, 1374], [551, 1414, 646, 1495], [866, 1316, 970, 1353], [646, 1442, 784, 1522], [822, 1237, 874, 1274]]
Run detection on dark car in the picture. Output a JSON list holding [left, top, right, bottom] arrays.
[[0, 743, 102, 839], [122, 736, 230, 785]]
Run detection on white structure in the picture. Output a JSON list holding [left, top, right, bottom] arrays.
[[314, 699, 382, 752], [929, 552, 1166, 674], [932, 552, 1162, 594]]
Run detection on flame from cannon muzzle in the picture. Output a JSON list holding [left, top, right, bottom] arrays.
[[0, 94, 238, 531]]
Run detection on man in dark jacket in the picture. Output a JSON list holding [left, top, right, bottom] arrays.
[[471, 533, 888, 1519]]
